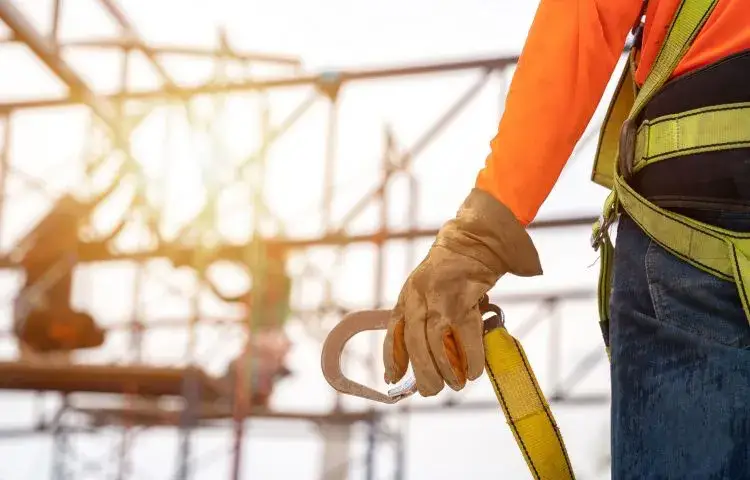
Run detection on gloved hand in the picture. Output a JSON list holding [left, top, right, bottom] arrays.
[[382, 188, 543, 396]]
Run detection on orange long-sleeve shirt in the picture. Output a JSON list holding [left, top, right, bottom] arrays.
[[476, 0, 750, 226]]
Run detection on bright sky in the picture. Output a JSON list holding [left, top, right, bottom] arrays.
[[0, 0, 626, 478]]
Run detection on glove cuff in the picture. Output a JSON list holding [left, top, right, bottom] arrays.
[[433, 188, 543, 278]]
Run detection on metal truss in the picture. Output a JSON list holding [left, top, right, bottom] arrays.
[[0, 1, 610, 479]]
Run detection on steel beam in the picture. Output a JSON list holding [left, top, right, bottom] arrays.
[[0, 214, 598, 269], [0, 45, 635, 113], [401, 394, 610, 414], [0, 392, 607, 440], [71, 214, 602, 262], [0, 55, 519, 111], [0, 0, 121, 127], [61, 38, 302, 65], [98, 0, 182, 92]]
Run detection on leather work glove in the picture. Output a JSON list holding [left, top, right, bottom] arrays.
[[383, 188, 543, 396]]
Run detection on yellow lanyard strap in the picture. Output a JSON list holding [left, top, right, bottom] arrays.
[[482, 300, 575, 479]]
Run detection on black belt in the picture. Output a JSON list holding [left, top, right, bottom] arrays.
[[630, 49, 750, 216]]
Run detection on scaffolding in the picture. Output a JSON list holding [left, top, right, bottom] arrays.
[[0, 1, 612, 479]]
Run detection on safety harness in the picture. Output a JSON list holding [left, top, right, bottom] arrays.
[[589, 0, 750, 358]]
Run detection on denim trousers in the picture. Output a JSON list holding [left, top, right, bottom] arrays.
[[609, 212, 750, 479]]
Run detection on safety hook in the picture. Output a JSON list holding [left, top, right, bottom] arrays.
[[320, 309, 417, 404]]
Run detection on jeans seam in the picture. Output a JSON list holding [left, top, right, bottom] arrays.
[[644, 238, 664, 322], [645, 239, 716, 341]]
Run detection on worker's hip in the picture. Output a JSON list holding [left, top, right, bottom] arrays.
[[612, 210, 750, 348], [608, 213, 750, 478], [610, 47, 750, 347]]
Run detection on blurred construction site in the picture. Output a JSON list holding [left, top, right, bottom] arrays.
[[0, 1, 620, 479]]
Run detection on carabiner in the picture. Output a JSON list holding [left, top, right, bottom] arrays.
[[320, 309, 416, 404]]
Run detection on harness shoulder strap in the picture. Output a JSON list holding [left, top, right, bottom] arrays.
[[628, 0, 719, 120], [590, 0, 719, 188], [591, 63, 637, 189], [590, 0, 647, 189]]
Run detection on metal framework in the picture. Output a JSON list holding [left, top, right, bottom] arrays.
[[0, 1, 611, 479]]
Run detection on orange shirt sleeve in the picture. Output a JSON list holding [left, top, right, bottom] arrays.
[[476, 0, 643, 225]]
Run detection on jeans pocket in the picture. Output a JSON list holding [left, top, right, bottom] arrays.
[[644, 240, 750, 349]]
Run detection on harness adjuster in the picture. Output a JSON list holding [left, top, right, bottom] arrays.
[[617, 118, 637, 181], [591, 196, 617, 250]]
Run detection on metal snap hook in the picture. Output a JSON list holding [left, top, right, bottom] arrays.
[[320, 309, 416, 404]]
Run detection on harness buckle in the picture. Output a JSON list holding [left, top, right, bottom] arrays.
[[590, 216, 608, 249], [590, 199, 617, 250], [618, 118, 637, 180]]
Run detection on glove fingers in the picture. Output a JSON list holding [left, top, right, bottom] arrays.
[[383, 310, 408, 385], [426, 318, 466, 391], [403, 292, 444, 397], [452, 305, 485, 381]]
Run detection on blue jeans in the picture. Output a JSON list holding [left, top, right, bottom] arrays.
[[609, 212, 750, 479]]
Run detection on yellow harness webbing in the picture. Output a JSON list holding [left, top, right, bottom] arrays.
[[480, 298, 575, 479], [615, 177, 750, 321], [591, 0, 728, 350], [633, 103, 750, 173]]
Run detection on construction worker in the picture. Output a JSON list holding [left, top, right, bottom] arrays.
[[382, 0, 750, 477]]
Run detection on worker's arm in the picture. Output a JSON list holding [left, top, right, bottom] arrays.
[[476, 0, 643, 225], [383, 0, 644, 397]]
